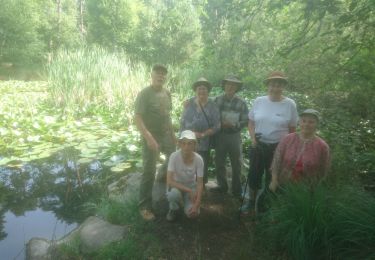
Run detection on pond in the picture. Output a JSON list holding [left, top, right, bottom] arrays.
[[0, 149, 106, 259]]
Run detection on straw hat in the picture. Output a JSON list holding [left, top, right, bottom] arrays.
[[221, 74, 243, 91], [264, 71, 288, 84], [192, 77, 212, 91]]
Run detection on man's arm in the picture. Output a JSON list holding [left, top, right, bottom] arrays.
[[134, 114, 159, 151], [194, 177, 203, 206]]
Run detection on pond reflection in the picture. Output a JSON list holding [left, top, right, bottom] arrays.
[[0, 147, 106, 258]]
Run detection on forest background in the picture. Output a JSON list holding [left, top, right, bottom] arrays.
[[0, 0, 374, 259]]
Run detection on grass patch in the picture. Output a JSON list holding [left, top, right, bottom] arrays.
[[258, 182, 375, 259], [81, 197, 162, 259]]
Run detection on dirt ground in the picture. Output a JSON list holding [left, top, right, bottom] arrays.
[[150, 183, 272, 260]]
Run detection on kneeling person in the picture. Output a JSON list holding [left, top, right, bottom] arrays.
[[166, 130, 204, 221]]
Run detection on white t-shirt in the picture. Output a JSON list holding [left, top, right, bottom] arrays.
[[167, 150, 204, 187], [249, 96, 298, 144]]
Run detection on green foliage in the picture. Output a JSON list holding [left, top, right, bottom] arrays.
[[83, 197, 162, 259], [91, 197, 140, 226], [259, 182, 375, 259], [86, 0, 142, 50], [53, 235, 82, 260], [0, 0, 44, 64], [129, 0, 203, 65]]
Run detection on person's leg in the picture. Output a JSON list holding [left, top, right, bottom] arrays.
[[214, 133, 228, 192], [264, 144, 278, 189], [139, 139, 158, 220], [228, 133, 242, 198], [197, 150, 209, 184], [156, 134, 176, 182], [244, 145, 265, 213], [258, 144, 278, 213], [166, 187, 182, 221], [183, 188, 200, 218], [166, 188, 182, 210]]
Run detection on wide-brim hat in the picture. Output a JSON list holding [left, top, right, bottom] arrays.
[[152, 64, 168, 74], [221, 75, 243, 91], [264, 71, 288, 84], [192, 77, 212, 91], [300, 109, 320, 122], [179, 130, 197, 141]]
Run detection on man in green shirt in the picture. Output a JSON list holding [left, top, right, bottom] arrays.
[[134, 64, 176, 221]]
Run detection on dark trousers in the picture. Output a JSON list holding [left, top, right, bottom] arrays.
[[214, 132, 242, 197], [197, 150, 210, 184], [248, 142, 278, 191]]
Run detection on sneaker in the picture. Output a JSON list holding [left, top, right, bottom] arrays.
[[166, 209, 177, 222], [140, 209, 155, 221]]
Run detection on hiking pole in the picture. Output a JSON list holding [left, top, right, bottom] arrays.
[[238, 133, 262, 221]]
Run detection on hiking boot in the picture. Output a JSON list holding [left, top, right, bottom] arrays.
[[140, 209, 155, 221], [209, 186, 227, 194], [166, 209, 177, 222]]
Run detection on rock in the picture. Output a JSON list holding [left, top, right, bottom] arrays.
[[26, 238, 51, 260], [108, 172, 141, 202], [26, 217, 127, 259], [79, 216, 127, 253], [107, 172, 168, 213], [27, 172, 166, 259]]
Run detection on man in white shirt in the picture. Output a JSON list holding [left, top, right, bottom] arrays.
[[166, 130, 204, 221]]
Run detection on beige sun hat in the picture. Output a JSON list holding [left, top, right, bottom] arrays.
[[264, 71, 288, 84], [192, 77, 212, 92], [221, 74, 243, 91]]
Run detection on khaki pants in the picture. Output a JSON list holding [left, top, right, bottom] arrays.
[[138, 133, 175, 210], [214, 132, 243, 197]]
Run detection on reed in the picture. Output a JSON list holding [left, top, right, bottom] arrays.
[[46, 47, 148, 115]]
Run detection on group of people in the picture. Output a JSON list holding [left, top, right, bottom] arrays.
[[134, 64, 330, 221]]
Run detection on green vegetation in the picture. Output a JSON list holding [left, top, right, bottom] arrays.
[[0, 0, 374, 258], [259, 182, 375, 259], [58, 198, 162, 259]]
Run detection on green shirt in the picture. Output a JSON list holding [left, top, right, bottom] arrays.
[[134, 85, 172, 136]]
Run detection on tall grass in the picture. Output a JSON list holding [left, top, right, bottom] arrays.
[[46, 47, 148, 116], [259, 182, 375, 260]]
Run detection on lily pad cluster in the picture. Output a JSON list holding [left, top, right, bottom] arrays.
[[0, 81, 141, 173]]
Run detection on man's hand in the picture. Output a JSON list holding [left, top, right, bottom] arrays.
[[188, 204, 199, 218]]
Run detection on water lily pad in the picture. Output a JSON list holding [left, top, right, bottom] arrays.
[[78, 158, 93, 164], [110, 162, 131, 172]]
